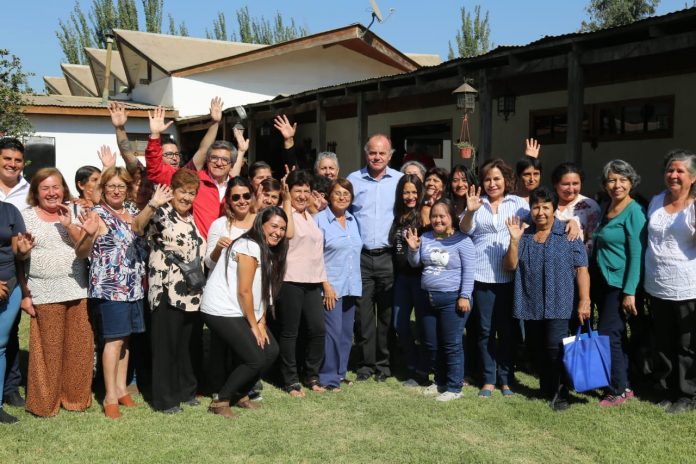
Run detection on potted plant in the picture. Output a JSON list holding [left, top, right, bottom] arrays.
[[455, 140, 475, 159]]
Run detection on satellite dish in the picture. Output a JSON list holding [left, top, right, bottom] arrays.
[[370, 0, 384, 22]]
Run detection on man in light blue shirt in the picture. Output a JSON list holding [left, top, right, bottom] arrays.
[[347, 134, 403, 381]]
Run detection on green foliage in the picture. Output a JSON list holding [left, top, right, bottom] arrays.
[[448, 4, 491, 59], [580, 0, 660, 31], [167, 13, 188, 37], [0, 49, 34, 138], [141, 0, 163, 33], [207, 6, 309, 44], [90, 0, 117, 48], [56, 1, 93, 64], [117, 0, 139, 31]]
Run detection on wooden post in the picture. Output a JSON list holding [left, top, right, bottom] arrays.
[[246, 116, 256, 163], [478, 71, 492, 162], [356, 92, 368, 164], [316, 96, 326, 152], [567, 48, 584, 165]]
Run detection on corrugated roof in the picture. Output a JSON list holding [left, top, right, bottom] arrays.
[[43, 77, 71, 96], [25, 94, 173, 110], [405, 53, 442, 67], [85, 48, 128, 84], [114, 29, 267, 73], [61, 64, 99, 96]]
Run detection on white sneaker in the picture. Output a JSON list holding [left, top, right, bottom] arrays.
[[423, 384, 445, 396], [435, 391, 462, 402], [402, 378, 420, 388]]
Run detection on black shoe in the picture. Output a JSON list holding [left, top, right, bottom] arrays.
[[161, 406, 183, 414], [355, 373, 371, 381], [658, 399, 673, 411], [550, 396, 569, 412], [0, 408, 18, 424], [185, 398, 200, 407], [374, 372, 388, 382], [253, 380, 263, 391], [3, 391, 25, 408], [667, 398, 693, 414]]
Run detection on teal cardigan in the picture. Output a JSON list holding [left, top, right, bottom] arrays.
[[592, 200, 647, 295]]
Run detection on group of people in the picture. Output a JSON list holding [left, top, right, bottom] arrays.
[[1, 98, 695, 424]]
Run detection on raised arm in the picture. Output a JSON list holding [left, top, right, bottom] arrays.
[[131, 185, 173, 236], [503, 216, 524, 271], [146, 107, 176, 185], [109, 102, 140, 172], [459, 185, 483, 234], [190, 97, 224, 170], [274, 114, 298, 169], [524, 138, 541, 159], [228, 126, 249, 178]]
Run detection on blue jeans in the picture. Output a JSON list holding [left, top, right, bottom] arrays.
[[393, 274, 429, 376], [421, 291, 470, 393], [0, 286, 21, 408], [473, 282, 515, 386], [594, 276, 629, 395], [320, 296, 357, 387]]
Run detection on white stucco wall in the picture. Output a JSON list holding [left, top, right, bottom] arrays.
[[26, 114, 174, 196], [130, 45, 405, 117]]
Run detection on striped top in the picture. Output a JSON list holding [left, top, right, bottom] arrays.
[[463, 194, 529, 283]]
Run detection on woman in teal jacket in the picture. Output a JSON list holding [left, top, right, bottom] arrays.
[[591, 159, 647, 407]]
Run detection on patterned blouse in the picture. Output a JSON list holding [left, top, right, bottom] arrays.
[[22, 207, 88, 305], [146, 203, 206, 311], [555, 194, 601, 246], [89, 203, 147, 301]]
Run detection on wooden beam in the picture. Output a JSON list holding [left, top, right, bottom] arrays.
[[581, 30, 696, 65], [477, 71, 492, 162], [356, 92, 367, 157], [316, 96, 326, 152], [22, 106, 175, 118], [247, 117, 256, 163], [566, 50, 584, 165]]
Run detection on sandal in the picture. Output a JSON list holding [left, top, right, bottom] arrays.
[[307, 379, 326, 393], [284, 383, 305, 398], [118, 394, 137, 407], [325, 385, 342, 393], [103, 403, 121, 419]]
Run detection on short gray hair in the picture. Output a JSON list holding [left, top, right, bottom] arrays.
[[315, 152, 339, 173], [664, 149, 696, 176], [400, 160, 427, 178], [207, 140, 237, 164], [601, 159, 641, 190], [363, 133, 395, 155]]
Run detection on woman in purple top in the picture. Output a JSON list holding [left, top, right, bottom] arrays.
[[406, 200, 475, 402]]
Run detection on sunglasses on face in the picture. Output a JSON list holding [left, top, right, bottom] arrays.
[[231, 192, 252, 202]]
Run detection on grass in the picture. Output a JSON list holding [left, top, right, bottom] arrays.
[[2, 320, 696, 464]]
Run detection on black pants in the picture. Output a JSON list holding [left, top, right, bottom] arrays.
[[525, 319, 569, 399], [207, 330, 234, 396], [355, 252, 394, 376], [651, 296, 696, 401], [593, 274, 629, 395], [274, 282, 325, 386], [202, 314, 278, 403], [2, 311, 21, 396], [150, 305, 198, 410]]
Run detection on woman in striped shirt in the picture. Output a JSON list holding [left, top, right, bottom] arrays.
[[460, 159, 529, 398]]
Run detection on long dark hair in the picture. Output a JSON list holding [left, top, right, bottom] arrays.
[[390, 174, 424, 243], [225, 206, 288, 314]]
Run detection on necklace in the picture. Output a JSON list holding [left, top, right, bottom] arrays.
[[434, 229, 454, 240]]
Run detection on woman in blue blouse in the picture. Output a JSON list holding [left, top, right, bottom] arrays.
[[406, 200, 475, 402], [504, 187, 590, 411], [592, 160, 647, 407], [315, 178, 362, 391], [459, 159, 529, 397]]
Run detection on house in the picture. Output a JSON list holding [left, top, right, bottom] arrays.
[[234, 7, 696, 196]]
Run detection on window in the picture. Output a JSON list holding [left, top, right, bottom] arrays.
[[530, 95, 674, 144]]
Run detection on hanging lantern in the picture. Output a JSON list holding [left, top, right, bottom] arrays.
[[453, 82, 478, 113], [497, 94, 516, 121]]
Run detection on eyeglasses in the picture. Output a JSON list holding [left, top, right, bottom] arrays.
[[163, 151, 181, 158], [231, 192, 252, 202], [105, 184, 128, 192], [209, 155, 231, 166], [331, 191, 351, 199]]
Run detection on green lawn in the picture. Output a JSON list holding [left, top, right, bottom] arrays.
[[3, 319, 695, 464]]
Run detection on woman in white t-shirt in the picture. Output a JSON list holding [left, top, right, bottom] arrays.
[[200, 207, 289, 419], [645, 150, 696, 415]]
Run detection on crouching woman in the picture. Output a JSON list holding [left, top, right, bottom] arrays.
[[200, 207, 289, 418]]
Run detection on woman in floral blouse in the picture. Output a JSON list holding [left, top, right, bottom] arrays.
[[552, 163, 601, 247], [133, 169, 206, 414]]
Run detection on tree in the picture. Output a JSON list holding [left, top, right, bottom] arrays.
[[141, 0, 163, 33], [448, 5, 491, 59], [56, 1, 93, 64], [90, 0, 117, 48], [117, 0, 139, 30], [167, 14, 188, 37], [580, 0, 660, 31], [206, 7, 309, 44], [0, 49, 34, 138]]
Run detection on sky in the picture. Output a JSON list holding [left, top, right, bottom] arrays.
[[1, 0, 692, 90]]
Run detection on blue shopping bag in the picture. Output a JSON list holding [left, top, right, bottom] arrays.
[[563, 321, 611, 393]]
